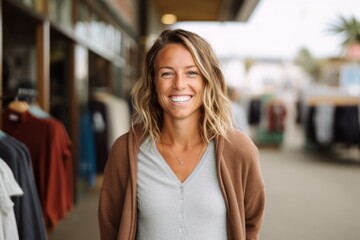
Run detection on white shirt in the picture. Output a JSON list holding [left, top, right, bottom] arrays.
[[0, 158, 23, 240]]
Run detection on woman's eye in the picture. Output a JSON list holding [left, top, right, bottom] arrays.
[[187, 71, 198, 77], [161, 72, 174, 78]]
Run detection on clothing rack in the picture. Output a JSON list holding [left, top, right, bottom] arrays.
[[306, 95, 359, 106], [2, 93, 74, 229], [303, 94, 360, 159]]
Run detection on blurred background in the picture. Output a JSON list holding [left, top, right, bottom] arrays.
[[0, 0, 359, 239]]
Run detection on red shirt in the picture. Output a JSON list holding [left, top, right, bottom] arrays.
[[2, 110, 73, 229]]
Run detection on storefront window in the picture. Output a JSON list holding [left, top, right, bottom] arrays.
[[105, 23, 115, 53], [90, 13, 101, 46], [89, 52, 110, 89], [114, 28, 122, 57], [89, 11, 118, 55], [121, 33, 131, 61], [50, 31, 72, 130], [2, 1, 37, 108], [49, 0, 72, 30], [75, 1, 90, 40], [75, 45, 89, 106]]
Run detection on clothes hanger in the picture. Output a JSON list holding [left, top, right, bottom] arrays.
[[7, 88, 40, 114], [8, 99, 29, 113]]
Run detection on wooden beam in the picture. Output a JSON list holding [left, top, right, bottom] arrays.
[[36, 20, 50, 112], [69, 42, 79, 202]]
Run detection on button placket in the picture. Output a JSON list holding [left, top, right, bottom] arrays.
[[179, 185, 185, 238]]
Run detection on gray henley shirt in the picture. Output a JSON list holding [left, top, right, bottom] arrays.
[[137, 139, 227, 240]]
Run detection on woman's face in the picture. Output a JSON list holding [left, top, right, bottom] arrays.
[[155, 43, 204, 122]]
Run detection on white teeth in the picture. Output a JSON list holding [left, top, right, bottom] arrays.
[[170, 96, 191, 103]]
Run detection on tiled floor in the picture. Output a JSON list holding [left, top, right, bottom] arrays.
[[48, 188, 100, 240]]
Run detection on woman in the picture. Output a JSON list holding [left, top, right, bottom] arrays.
[[98, 29, 265, 240]]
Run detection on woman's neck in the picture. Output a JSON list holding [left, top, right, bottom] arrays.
[[161, 118, 203, 149]]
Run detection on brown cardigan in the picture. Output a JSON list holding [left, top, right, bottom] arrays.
[[98, 125, 265, 240]]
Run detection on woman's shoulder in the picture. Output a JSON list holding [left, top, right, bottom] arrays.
[[226, 128, 257, 150], [219, 128, 259, 165], [110, 124, 147, 156], [111, 131, 130, 151]]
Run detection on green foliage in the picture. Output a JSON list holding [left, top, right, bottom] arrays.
[[295, 47, 320, 80], [328, 16, 360, 46]]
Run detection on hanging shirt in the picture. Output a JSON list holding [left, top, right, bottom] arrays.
[[2, 110, 73, 229], [79, 111, 97, 187], [314, 105, 335, 145], [0, 135, 47, 240], [0, 158, 23, 240], [89, 99, 109, 173], [94, 93, 130, 150]]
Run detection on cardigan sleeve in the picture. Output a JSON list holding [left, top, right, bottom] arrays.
[[218, 130, 265, 240], [98, 134, 130, 240], [244, 148, 265, 240]]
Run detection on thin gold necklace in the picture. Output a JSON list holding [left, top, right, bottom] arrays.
[[168, 145, 185, 165], [162, 141, 206, 166]]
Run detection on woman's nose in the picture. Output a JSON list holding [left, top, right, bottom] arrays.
[[173, 74, 186, 90]]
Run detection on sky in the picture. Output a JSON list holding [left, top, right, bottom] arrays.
[[173, 0, 360, 60]]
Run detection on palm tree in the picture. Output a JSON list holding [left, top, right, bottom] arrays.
[[328, 16, 360, 46], [328, 16, 360, 60]]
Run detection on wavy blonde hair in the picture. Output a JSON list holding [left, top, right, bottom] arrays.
[[131, 29, 233, 143]]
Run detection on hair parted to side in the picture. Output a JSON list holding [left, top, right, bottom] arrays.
[[131, 28, 234, 143]]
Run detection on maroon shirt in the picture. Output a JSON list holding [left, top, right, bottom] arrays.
[[2, 110, 73, 229]]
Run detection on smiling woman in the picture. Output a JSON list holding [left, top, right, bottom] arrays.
[[155, 43, 204, 122], [98, 29, 266, 240]]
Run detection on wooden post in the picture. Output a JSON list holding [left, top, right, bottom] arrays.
[[36, 20, 50, 112]]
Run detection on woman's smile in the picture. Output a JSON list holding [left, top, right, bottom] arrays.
[[169, 95, 192, 104]]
